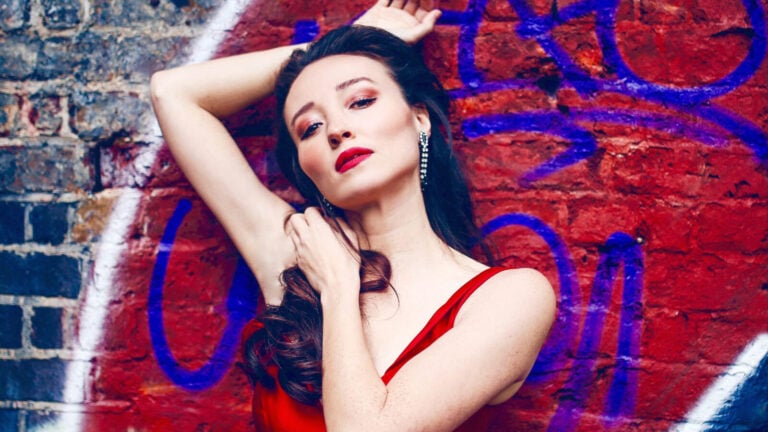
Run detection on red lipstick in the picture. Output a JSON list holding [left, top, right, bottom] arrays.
[[335, 147, 373, 173]]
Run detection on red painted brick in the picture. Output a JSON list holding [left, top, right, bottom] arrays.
[[696, 202, 768, 253]]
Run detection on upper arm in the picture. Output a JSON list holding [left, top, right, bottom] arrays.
[[379, 268, 556, 431], [150, 71, 296, 306]]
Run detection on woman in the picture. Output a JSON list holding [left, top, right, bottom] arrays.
[[150, 1, 555, 430]]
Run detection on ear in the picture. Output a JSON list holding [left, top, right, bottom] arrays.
[[412, 104, 431, 136]]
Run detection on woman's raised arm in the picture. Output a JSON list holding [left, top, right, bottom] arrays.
[[150, 45, 306, 306]]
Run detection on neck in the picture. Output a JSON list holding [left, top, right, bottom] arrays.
[[344, 183, 452, 277]]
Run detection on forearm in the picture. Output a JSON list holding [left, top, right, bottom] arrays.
[[321, 291, 391, 432], [150, 43, 307, 118]]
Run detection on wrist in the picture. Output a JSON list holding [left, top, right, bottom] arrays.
[[320, 279, 360, 309]]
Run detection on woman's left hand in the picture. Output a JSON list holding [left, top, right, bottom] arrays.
[[354, 0, 442, 44], [286, 207, 360, 298]]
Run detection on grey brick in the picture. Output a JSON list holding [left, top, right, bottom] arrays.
[[0, 201, 25, 244], [0, 35, 39, 80], [30, 92, 64, 135], [91, 0, 219, 27], [69, 91, 151, 141], [0, 0, 30, 32], [0, 252, 81, 298], [31, 307, 63, 349], [0, 359, 67, 401], [34, 36, 89, 81], [0, 305, 23, 349], [41, 0, 82, 29], [0, 409, 20, 432], [0, 143, 94, 194], [109, 35, 190, 83], [30, 203, 70, 245]]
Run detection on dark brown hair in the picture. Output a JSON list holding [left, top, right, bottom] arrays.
[[243, 25, 489, 405]]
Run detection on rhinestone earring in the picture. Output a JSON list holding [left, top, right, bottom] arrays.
[[419, 131, 429, 189]]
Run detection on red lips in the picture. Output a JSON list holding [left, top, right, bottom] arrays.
[[335, 147, 373, 173]]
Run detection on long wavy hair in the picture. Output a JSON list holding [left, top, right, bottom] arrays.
[[242, 25, 490, 405]]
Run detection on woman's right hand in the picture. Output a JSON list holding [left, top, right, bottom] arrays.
[[354, 0, 442, 44]]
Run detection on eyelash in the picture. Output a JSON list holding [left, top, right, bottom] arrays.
[[300, 123, 321, 140], [350, 96, 376, 109], [298, 96, 377, 140]]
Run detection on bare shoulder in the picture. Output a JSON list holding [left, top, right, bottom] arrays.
[[459, 267, 556, 330], [466, 268, 555, 313]]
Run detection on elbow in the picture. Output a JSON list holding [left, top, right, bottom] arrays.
[[149, 70, 172, 110]]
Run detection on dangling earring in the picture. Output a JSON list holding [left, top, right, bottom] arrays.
[[419, 131, 429, 189]]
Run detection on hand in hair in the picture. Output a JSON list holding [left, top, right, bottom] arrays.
[[354, 0, 442, 44], [286, 208, 361, 301]]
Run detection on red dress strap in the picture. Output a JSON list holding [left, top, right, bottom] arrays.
[[381, 266, 506, 384], [250, 267, 507, 431]]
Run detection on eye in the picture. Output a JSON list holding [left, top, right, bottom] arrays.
[[299, 122, 322, 140], [349, 96, 376, 109]]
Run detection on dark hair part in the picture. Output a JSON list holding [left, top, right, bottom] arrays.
[[243, 25, 491, 405]]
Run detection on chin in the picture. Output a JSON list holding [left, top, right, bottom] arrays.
[[328, 174, 420, 212]]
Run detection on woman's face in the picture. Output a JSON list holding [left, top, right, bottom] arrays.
[[283, 54, 430, 210]]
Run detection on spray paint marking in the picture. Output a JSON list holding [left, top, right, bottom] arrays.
[[672, 333, 768, 432], [148, 199, 259, 390], [482, 214, 644, 429], [444, 0, 767, 182]]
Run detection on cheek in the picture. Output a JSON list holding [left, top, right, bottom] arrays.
[[297, 144, 328, 184]]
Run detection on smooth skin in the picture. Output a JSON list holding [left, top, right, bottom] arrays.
[[150, 1, 555, 431]]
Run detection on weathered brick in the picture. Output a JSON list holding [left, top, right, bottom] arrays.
[[697, 203, 768, 253], [71, 191, 119, 243], [31, 307, 63, 349], [0, 359, 67, 401], [34, 36, 93, 81], [639, 0, 690, 24], [69, 90, 151, 141], [90, 0, 219, 27], [41, 0, 82, 29], [108, 35, 190, 83], [29, 92, 64, 136], [0, 143, 94, 193], [0, 0, 29, 32], [0, 252, 81, 298], [0, 201, 25, 244], [0, 409, 19, 432], [0, 35, 38, 79], [0, 93, 20, 137], [0, 305, 22, 349], [30, 202, 70, 245]]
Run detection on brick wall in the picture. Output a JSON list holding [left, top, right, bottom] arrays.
[[0, 0, 223, 430], [1, 0, 767, 431]]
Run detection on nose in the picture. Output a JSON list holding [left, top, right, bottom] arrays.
[[328, 130, 353, 147], [326, 115, 354, 148]]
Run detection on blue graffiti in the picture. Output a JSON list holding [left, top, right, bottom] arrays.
[[482, 215, 644, 429], [148, 198, 259, 391], [481, 213, 581, 378], [292, 19, 319, 44], [442, 0, 768, 181]]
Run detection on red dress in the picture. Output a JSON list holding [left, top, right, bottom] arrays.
[[250, 267, 506, 431]]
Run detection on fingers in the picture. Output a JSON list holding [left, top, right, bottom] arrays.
[[403, 0, 419, 14], [390, 0, 405, 8], [421, 8, 441, 28]]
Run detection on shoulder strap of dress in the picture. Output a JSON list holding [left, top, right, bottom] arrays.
[[381, 267, 507, 383], [443, 266, 507, 326]]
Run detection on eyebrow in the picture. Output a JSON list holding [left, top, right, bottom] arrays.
[[289, 77, 375, 127]]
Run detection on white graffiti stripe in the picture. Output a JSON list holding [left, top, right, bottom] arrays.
[[34, 1, 257, 431], [671, 333, 768, 432]]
